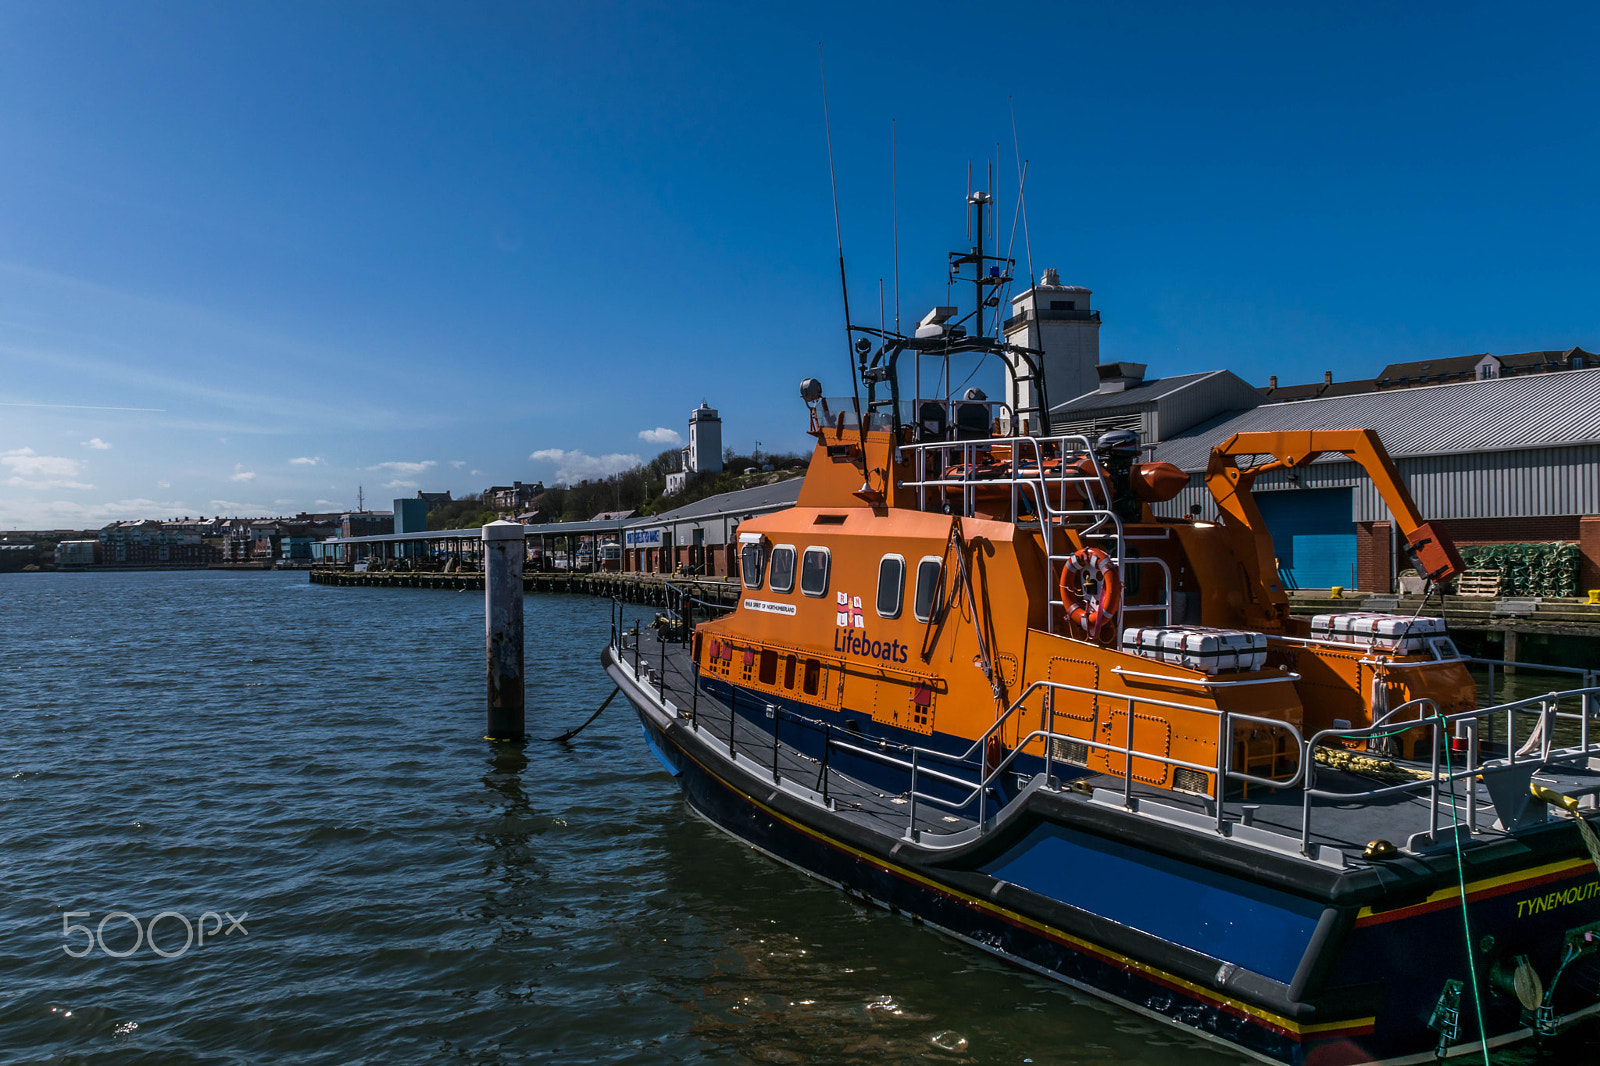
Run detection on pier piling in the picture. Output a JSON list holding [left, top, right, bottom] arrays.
[[484, 521, 525, 741]]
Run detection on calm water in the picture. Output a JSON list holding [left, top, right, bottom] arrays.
[[1, 571, 1592, 1065]]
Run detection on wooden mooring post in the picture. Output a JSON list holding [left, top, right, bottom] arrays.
[[483, 521, 525, 741]]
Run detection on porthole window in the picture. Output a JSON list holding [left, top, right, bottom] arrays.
[[769, 545, 797, 594], [800, 547, 830, 597], [740, 538, 765, 589], [876, 554, 905, 618], [913, 557, 944, 622]]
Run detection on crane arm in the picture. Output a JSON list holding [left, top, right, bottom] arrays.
[[1205, 429, 1464, 586]]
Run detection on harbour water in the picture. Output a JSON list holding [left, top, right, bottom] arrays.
[[2, 570, 1594, 1064]]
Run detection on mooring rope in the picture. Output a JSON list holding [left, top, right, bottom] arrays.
[[545, 687, 619, 743], [1437, 713, 1492, 1066]]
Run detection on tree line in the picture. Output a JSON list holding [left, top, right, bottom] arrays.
[[428, 447, 808, 530]]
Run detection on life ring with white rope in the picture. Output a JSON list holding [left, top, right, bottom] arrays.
[[1059, 546, 1122, 640]]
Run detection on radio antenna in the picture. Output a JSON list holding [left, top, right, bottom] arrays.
[[1010, 97, 1036, 289], [892, 118, 900, 335], [818, 45, 860, 420]]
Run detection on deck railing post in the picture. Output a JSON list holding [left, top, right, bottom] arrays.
[[772, 704, 781, 784], [909, 749, 919, 839], [1465, 718, 1478, 833], [1215, 712, 1229, 833], [658, 629, 667, 702], [1428, 717, 1442, 841], [1123, 698, 1136, 810]]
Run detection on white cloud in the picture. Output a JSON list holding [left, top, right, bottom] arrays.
[[289, 456, 322, 466], [449, 460, 466, 468], [81, 437, 111, 450], [638, 427, 683, 445], [527, 448, 641, 482], [229, 464, 256, 483], [209, 499, 270, 514], [0, 496, 186, 527], [470, 469, 484, 476], [156, 480, 172, 489], [314, 499, 341, 507], [384, 479, 418, 490], [370, 460, 435, 475], [1, 447, 92, 490]]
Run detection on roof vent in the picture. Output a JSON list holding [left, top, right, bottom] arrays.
[[1096, 362, 1147, 394]]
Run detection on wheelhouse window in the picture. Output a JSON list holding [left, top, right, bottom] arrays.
[[800, 547, 830, 597], [913, 557, 943, 622], [876, 554, 905, 618], [740, 538, 765, 589], [768, 545, 797, 594]]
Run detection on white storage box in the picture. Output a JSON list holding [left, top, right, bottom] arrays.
[[1120, 625, 1270, 674], [1310, 612, 1446, 653]]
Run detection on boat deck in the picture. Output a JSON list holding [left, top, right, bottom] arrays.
[[629, 632, 1600, 868]]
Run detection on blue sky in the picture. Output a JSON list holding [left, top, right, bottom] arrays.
[[3, 2, 1598, 528]]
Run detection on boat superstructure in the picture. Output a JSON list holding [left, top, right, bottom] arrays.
[[604, 195, 1600, 1063]]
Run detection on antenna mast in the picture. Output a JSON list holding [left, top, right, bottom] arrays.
[[818, 45, 861, 421]]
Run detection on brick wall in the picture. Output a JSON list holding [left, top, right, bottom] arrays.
[[1436, 515, 1581, 544], [1357, 521, 1392, 592], [1582, 517, 1600, 596]]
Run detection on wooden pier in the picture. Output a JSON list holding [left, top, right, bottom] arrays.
[[308, 567, 740, 608]]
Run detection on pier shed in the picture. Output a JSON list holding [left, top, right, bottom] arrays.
[[1150, 367, 1600, 594], [623, 478, 803, 577]]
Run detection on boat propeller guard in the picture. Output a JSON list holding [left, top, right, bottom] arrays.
[[1060, 547, 1122, 640]]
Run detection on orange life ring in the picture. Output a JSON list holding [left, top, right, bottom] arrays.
[[1059, 546, 1122, 640]]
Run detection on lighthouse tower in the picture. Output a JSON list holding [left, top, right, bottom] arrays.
[[687, 402, 722, 474], [1002, 268, 1101, 417]]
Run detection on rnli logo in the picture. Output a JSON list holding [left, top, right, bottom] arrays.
[[836, 591, 864, 629]]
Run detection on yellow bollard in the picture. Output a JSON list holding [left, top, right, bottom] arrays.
[[1329, 586, 1344, 599], [1588, 589, 1600, 605]]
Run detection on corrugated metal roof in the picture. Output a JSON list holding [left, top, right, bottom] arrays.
[[642, 476, 803, 524], [1152, 367, 1600, 472]]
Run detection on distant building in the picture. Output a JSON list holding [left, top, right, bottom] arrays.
[[98, 521, 217, 565], [1260, 347, 1596, 403], [394, 498, 428, 535], [686, 403, 722, 475], [1003, 268, 1102, 425], [55, 540, 98, 568], [341, 512, 394, 539], [590, 509, 635, 522], [417, 491, 453, 511], [485, 481, 543, 512], [1048, 363, 1264, 445]]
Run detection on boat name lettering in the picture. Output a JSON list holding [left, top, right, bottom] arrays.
[[1516, 878, 1600, 918], [742, 598, 797, 616], [832, 627, 909, 664]]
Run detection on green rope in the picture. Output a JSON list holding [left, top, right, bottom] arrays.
[[1438, 713, 1491, 1066]]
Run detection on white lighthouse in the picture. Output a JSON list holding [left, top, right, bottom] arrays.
[[687, 402, 722, 474], [1002, 268, 1101, 419]]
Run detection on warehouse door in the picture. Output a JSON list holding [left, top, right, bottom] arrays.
[[1252, 488, 1357, 590]]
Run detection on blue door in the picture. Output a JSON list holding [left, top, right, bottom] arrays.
[[1252, 488, 1357, 590]]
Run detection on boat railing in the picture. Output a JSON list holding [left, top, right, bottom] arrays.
[[1298, 684, 1600, 856], [895, 433, 1175, 637], [617, 598, 1600, 862]]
